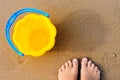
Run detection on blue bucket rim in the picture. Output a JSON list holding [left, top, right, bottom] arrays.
[[5, 8, 49, 56]]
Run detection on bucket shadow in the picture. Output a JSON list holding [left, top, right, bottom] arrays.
[[53, 9, 107, 53]]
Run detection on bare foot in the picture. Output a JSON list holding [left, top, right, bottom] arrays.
[[58, 59, 78, 80], [81, 58, 100, 80]]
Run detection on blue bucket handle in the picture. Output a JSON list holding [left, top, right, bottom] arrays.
[[5, 8, 49, 56]]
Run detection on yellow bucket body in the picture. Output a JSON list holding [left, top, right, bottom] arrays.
[[13, 14, 56, 57]]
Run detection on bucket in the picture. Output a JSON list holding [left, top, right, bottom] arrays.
[[5, 8, 57, 57]]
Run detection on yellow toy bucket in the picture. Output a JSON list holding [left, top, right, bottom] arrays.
[[5, 8, 57, 57]]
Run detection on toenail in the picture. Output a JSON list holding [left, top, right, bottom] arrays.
[[68, 60, 71, 63], [73, 58, 78, 62], [82, 57, 87, 61], [91, 64, 95, 68], [65, 62, 68, 66]]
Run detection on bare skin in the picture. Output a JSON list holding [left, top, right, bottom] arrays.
[[58, 58, 100, 80], [81, 58, 100, 80], [58, 59, 78, 80]]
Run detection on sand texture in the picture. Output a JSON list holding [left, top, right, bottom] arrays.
[[0, 0, 120, 80]]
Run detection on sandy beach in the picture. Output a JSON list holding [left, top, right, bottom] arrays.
[[0, 0, 120, 80]]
